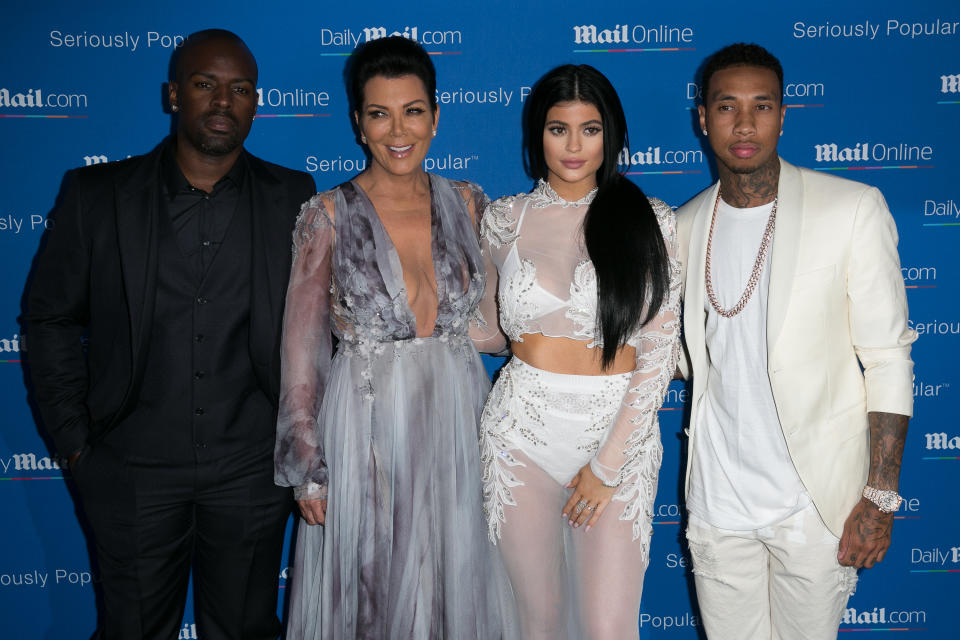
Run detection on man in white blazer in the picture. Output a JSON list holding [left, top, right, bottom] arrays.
[[676, 43, 916, 639]]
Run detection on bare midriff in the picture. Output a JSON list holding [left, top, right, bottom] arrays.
[[512, 333, 635, 376]]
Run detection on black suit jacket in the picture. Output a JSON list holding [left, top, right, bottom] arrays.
[[25, 141, 316, 457]]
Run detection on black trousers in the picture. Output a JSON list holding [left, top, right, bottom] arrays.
[[73, 440, 292, 640]]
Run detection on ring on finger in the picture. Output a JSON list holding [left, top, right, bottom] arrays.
[[584, 504, 596, 512], [575, 500, 587, 513]]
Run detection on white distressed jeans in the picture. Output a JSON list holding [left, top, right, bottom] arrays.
[[685, 502, 858, 639]]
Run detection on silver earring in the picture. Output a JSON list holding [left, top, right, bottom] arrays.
[[780, 130, 784, 136], [171, 104, 179, 112], [432, 130, 437, 137], [701, 129, 707, 136], [361, 134, 367, 144]]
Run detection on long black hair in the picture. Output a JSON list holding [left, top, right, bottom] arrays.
[[525, 64, 670, 369]]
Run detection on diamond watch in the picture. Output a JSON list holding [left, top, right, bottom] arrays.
[[862, 485, 903, 513]]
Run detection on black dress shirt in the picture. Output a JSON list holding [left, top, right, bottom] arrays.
[[161, 144, 248, 278]]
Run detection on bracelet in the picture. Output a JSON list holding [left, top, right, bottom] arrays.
[[589, 458, 621, 488]]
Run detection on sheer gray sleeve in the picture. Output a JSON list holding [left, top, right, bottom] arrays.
[[274, 195, 334, 499], [470, 196, 512, 355]]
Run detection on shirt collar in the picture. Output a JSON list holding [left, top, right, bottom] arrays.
[[162, 138, 248, 199]]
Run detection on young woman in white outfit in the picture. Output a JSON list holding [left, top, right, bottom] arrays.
[[470, 64, 682, 639]]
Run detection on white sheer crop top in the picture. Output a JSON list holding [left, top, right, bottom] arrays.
[[471, 179, 682, 486]]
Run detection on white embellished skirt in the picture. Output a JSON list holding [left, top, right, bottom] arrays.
[[478, 357, 660, 639], [479, 357, 639, 541]]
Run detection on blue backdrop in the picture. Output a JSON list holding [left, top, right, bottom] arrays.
[[2, 1, 957, 637]]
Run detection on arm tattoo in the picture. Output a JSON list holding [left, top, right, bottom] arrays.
[[867, 411, 909, 491]]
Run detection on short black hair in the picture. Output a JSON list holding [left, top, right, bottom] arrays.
[[172, 29, 256, 83], [700, 43, 783, 103], [348, 36, 437, 113], [524, 64, 627, 189]]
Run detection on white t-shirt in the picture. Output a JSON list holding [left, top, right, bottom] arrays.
[[687, 197, 809, 530]]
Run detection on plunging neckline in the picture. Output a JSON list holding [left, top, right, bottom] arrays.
[[349, 177, 442, 338]]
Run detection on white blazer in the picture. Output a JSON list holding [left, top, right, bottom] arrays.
[[676, 158, 916, 536]]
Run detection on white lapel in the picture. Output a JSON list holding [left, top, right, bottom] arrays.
[[683, 182, 721, 378], [766, 158, 804, 356]]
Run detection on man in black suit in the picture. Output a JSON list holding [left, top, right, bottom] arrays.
[[26, 29, 315, 640]]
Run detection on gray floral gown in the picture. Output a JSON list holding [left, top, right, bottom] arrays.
[[274, 174, 515, 639]]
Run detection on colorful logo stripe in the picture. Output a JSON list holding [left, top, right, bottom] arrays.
[[937, 100, 960, 104], [320, 51, 461, 56], [922, 222, 960, 227], [838, 628, 927, 632], [815, 165, 934, 171], [686, 104, 823, 110], [254, 114, 332, 118], [922, 456, 960, 460], [0, 476, 64, 481], [0, 114, 88, 119], [910, 569, 959, 573], [574, 47, 695, 53], [625, 170, 702, 175]]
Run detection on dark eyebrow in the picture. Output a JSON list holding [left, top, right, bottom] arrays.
[[545, 119, 603, 127], [190, 71, 255, 85], [365, 98, 428, 111], [711, 91, 777, 102]]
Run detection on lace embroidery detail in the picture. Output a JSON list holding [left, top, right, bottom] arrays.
[[565, 260, 598, 346], [498, 258, 539, 345], [529, 179, 597, 208], [480, 360, 653, 546], [290, 193, 333, 263], [480, 195, 520, 249], [611, 433, 663, 555], [480, 365, 529, 543]]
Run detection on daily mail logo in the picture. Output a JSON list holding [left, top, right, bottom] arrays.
[[912, 546, 959, 565], [925, 432, 959, 450], [0, 334, 20, 354], [618, 145, 704, 173], [82, 154, 134, 167], [842, 606, 928, 626], [572, 23, 694, 45], [942, 74, 959, 93], [320, 26, 463, 48], [1, 452, 63, 474], [0, 88, 88, 109], [813, 141, 933, 164]]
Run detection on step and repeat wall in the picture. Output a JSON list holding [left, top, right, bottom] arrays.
[[2, 1, 957, 637]]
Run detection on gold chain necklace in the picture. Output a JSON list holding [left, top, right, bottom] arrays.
[[704, 190, 777, 318]]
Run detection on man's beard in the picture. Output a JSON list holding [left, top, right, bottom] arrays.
[[186, 112, 243, 156]]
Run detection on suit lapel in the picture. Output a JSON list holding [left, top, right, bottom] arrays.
[[114, 147, 163, 382], [685, 182, 720, 379], [766, 158, 803, 355], [247, 155, 288, 381]]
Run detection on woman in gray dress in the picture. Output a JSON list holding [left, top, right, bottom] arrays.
[[273, 37, 514, 639]]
